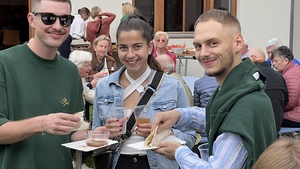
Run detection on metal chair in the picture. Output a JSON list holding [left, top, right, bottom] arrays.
[[182, 76, 199, 94]]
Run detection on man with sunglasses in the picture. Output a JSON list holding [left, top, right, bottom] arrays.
[[0, 0, 88, 169]]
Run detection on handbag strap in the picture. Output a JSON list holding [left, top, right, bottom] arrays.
[[122, 70, 165, 139], [96, 17, 102, 37]]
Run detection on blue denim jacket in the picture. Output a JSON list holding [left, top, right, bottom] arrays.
[[92, 66, 196, 169]]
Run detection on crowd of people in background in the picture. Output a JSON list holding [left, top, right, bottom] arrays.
[[1, 1, 300, 169]]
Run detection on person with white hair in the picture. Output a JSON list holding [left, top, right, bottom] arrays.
[[265, 38, 300, 67], [69, 50, 98, 104], [155, 54, 193, 106], [241, 38, 249, 59]]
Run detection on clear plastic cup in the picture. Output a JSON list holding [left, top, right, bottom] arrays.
[[86, 130, 110, 147], [110, 107, 128, 134], [198, 143, 209, 161], [133, 105, 153, 125]]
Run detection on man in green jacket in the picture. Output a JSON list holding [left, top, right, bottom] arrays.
[[152, 9, 277, 169]]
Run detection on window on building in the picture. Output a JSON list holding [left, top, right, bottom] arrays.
[[133, 0, 236, 34]]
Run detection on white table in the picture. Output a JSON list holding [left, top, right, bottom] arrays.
[[176, 53, 196, 76], [62, 140, 117, 169], [278, 127, 300, 134]]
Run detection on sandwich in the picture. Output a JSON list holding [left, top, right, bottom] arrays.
[[144, 126, 172, 147], [74, 111, 91, 130]]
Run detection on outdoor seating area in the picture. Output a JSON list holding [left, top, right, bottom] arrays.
[[1, 1, 300, 169]]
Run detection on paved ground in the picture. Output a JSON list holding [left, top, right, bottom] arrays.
[[81, 163, 93, 169], [73, 161, 93, 169]]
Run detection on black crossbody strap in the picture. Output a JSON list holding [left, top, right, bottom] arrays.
[[123, 71, 165, 139]]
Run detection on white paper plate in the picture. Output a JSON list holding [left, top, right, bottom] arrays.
[[62, 139, 118, 152], [127, 135, 186, 151]]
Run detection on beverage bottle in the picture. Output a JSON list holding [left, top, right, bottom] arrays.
[[111, 67, 115, 73]]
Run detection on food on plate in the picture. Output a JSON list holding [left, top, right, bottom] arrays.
[[167, 42, 187, 51], [74, 111, 91, 130], [86, 138, 108, 147], [171, 42, 186, 48], [144, 126, 172, 147]]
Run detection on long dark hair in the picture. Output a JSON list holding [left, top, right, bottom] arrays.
[[116, 12, 163, 72]]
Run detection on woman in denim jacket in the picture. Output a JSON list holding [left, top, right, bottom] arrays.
[[92, 13, 196, 169]]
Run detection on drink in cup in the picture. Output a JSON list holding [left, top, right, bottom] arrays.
[[133, 105, 152, 125], [110, 107, 128, 134]]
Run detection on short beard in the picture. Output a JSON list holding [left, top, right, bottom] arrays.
[[205, 52, 234, 77], [206, 67, 226, 77]]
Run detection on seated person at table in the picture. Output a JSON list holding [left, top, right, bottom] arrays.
[[155, 54, 193, 106], [194, 73, 217, 108], [246, 47, 289, 132], [87, 35, 117, 82], [69, 50, 98, 104], [271, 46, 300, 127], [153, 31, 176, 72], [265, 38, 300, 67]]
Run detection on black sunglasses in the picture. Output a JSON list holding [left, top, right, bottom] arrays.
[[32, 12, 74, 27]]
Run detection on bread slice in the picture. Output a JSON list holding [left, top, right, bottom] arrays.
[[144, 126, 172, 147], [74, 111, 91, 130]]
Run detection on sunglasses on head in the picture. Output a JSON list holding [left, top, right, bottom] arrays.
[[32, 12, 74, 27]]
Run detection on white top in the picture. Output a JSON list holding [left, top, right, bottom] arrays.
[[82, 78, 94, 104], [120, 129, 147, 155], [70, 14, 86, 39]]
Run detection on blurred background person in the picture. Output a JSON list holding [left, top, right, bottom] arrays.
[[155, 54, 193, 106], [271, 46, 300, 127], [69, 50, 97, 137], [266, 38, 300, 67], [69, 50, 97, 105], [193, 72, 218, 150], [241, 38, 248, 59], [121, 2, 135, 22], [58, 7, 90, 59], [86, 6, 115, 53], [87, 35, 117, 82], [193, 73, 217, 108], [252, 138, 300, 169], [153, 31, 176, 72], [247, 47, 288, 132]]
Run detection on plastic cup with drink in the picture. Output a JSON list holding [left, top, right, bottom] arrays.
[[133, 105, 153, 125], [110, 107, 128, 135]]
